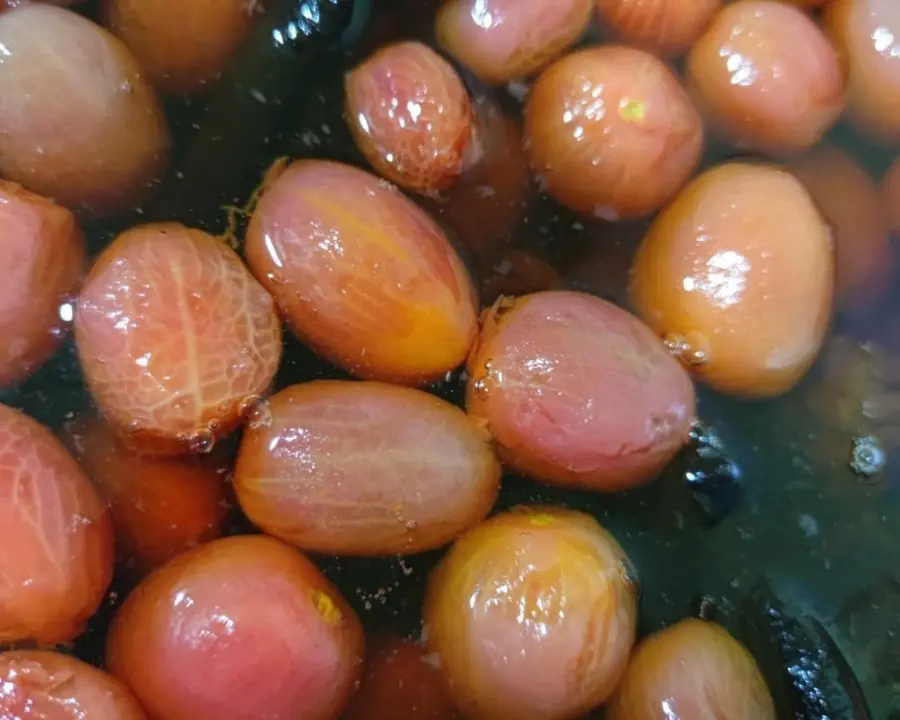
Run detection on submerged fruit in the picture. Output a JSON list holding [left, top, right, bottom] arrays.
[[423, 507, 638, 719]]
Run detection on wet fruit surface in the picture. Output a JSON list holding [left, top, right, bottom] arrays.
[[687, 0, 845, 155], [0, 404, 113, 645], [594, 0, 722, 57], [345, 40, 477, 195], [467, 291, 696, 491], [245, 159, 478, 385], [435, 0, 593, 85], [234, 380, 500, 555], [0, 650, 147, 718], [423, 507, 638, 719], [606, 618, 776, 720], [75, 222, 283, 456], [106, 535, 365, 720], [0, 4, 170, 217], [525, 45, 703, 220], [630, 162, 834, 397], [0, 181, 85, 389]]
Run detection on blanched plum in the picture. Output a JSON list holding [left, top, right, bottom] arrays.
[[106, 535, 365, 720], [344, 635, 458, 720], [435, 0, 593, 85], [345, 41, 479, 195], [423, 507, 638, 719], [244, 160, 478, 386], [0, 181, 84, 389], [65, 416, 230, 575], [75, 222, 282, 456], [687, 1, 844, 155], [101, 0, 258, 95], [630, 162, 834, 397], [883, 156, 900, 235], [825, 0, 900, 145], [234, 380, 500, 556], [594, 0, 722, 57], [606, 618, 776, 720], [467, 291, 695, 492], [525, 46, 703, 221], [0, 404, 114, 645], [0, 4, 170, 217], [0, 650, 146, 719]]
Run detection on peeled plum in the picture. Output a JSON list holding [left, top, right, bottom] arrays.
[[0, 650, 146, 719], [234, 380, 500, 556], [606, 618, 776, 720], [467, 291, 695, 492], [0, 181, 84, 389], [106, 535, 365, 720], [594, 0, 722, 57], [245, 160, 478, 386], [75, 222, 283, 456], [0, 5, 170, 217], [423, 507, 638, 719], [0, 404, 113, 645]]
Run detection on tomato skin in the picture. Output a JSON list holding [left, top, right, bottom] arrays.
[[0, 404, 114, 646], [234, 380, 501, 556], [467, 291, 695, 492], [245, 159, 478, 386], [106, 535, 365, 720], [423, 507, 638, 720], [75, 222, 283, 457]]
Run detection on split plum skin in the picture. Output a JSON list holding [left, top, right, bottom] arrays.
[[74, 222, 283, 457], [244, 159, 479, 386], [0, 404, 114, 646]]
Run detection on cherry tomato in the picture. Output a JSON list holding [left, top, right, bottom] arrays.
[[75, 222, 283, 456], [0, 404, 113, 645], [423, 507, 638, 719], [106, 535, 365, 720]]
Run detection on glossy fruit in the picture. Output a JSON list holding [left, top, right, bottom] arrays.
[[594, 0, 722, 57], [0, 181, 84, 389], [525, 46, 703, 221], [687, 0, 844, 155], [423, 507, 638, 719], [106, 535, 365, 720], [606, 618, 776, 720], [75, 222, 282, 456], [0, 404, 114, 645], [65, 416, 230, 575], [344, 635, 458, 720], [790, 145, 891, 310], [234, 380, 500, 555], [0, 4, 170, 217], [825, 0, 900, 145], [346, 41, 478, 195], [245, 159, 478, 385], [435, 0, 593, 85], [101, 0, 257, 95], [481, 248, 561, 305], [467, 291, 695, 491], [630, 162, 834, 397], [0, 650, 147, 719]]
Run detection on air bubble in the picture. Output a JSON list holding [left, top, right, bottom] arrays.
[[664, 333, 709, 368], [188, 429, 216, 455]]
